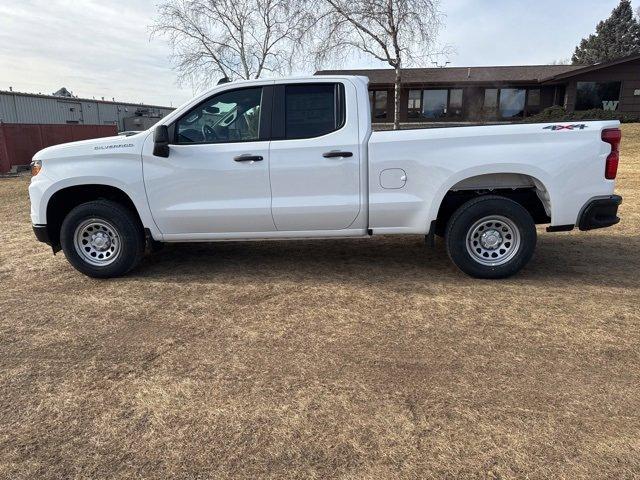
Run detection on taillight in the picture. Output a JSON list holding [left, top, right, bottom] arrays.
[[602, 128, 621, 180], [605, 151, 619, 180]]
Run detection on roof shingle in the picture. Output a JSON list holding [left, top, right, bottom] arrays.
[[316, 65, 584, 85]]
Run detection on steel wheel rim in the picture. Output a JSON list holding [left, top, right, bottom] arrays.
[[465, 215, 521, 267], [73, 218, 121, 266]]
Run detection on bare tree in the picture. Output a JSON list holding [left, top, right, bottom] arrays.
[[152, 0, 313, 87], [312, 0, 446, 129]]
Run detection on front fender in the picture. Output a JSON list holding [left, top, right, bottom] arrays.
[[30, 164, 162, 241]]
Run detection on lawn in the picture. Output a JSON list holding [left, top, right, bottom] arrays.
[[1, 125, 639, 479]]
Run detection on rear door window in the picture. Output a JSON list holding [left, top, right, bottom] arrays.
[[283, 84, 345, 140]]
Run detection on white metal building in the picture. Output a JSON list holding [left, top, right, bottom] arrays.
[[0, 89, 174, 131]]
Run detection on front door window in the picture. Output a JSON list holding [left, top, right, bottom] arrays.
[[176, 87, 263, 144]]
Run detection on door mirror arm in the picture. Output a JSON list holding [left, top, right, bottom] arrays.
[[153, 125, 170, 158]]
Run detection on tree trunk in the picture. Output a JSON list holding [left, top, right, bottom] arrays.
[[394, 67, 401, 130]]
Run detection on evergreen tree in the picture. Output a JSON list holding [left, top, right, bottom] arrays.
[[572, 0, 640, 64]]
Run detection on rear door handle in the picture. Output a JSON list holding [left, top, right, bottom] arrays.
[[234, 154, 263, 162], [323, 150, 353, 158]]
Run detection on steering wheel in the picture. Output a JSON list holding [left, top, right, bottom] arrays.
[[202, 124, 218, 142]]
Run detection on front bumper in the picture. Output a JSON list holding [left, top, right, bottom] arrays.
[[578, 195, 623, 231], [33, 224, 52, 245]]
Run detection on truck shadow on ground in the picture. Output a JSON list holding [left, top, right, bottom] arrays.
[[133, 233, 639, 289]]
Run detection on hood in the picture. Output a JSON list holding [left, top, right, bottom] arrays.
[[33, 131, 150, 162]]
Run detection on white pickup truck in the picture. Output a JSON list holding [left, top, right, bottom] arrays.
[[29, 76, 623, 279]]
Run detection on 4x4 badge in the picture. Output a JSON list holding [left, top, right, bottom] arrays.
[[543, 124, 587, 131]]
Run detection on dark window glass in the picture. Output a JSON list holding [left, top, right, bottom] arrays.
[[449, 89, 464, 117], [484, 89, 498, 109], [285, 84, 341, 139], [422, 90, 448, 119], [176, 87, 262, 144], [499, 88, 526, 118], [405, 89, 466, 120], [527, 89, 541, 115], [483, 89, 499, 119], [369, 90, 388, 119], [575, 82, 621, 111], [527, 89, 541, 106]]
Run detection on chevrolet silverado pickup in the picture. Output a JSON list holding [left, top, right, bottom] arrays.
[[29, 76, 623, 279]]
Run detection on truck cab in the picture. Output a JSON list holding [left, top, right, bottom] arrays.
[[143, 78, 370, 239]]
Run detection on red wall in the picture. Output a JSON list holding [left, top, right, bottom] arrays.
[[0, 123, 118, 173]]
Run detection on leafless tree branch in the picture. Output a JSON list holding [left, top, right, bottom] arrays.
[[310, 0, 450, 129], [151, 0, 314, 89]]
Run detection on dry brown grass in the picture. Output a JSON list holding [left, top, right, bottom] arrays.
[[1, 125, 639, 479]]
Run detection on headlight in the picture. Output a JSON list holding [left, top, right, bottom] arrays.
[[30, 160, 42, 177]]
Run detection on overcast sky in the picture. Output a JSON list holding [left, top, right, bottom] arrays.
[[0, 0, 634, 106]]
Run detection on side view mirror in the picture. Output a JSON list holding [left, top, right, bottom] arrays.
[[153, 125, 170, 158]]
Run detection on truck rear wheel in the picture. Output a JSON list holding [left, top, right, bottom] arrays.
[[60, 200, 144, 278], [445, 196, 536, 279]]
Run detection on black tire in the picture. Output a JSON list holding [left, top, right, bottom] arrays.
[[445, 195, 536, 279], [60, 200, 145, 278]]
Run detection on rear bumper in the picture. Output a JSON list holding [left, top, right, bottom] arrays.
[[578, 195, 622, 231], [33, 224, 51, 245]]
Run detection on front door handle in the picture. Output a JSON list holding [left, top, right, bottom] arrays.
[[323, 150, 353, 158], [234, 154, 263, 162]]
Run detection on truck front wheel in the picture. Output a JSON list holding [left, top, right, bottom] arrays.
[[60, 200, 145, 278], [445, 196, 537, 279]]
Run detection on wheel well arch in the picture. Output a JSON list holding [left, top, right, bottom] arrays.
[[433, 173, 551, 236], [46, 184, 143, 248]]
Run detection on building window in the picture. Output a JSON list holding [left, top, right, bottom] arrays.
[[527, 89, 541, 106], [423, 90, 448, 118], [527, 89, 541, 115], [499, 88, 526, 118], [449, 89, 463, 117], [483, 88, 540, 119], [483, 89, 499, 118], [407, 89, 464, 120], [369, 90, 388, 120], [575, 82, 621, 111], [408, 89, 422, 118]]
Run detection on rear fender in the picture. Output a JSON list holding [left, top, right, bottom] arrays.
[[429, 164, 555, 225]]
